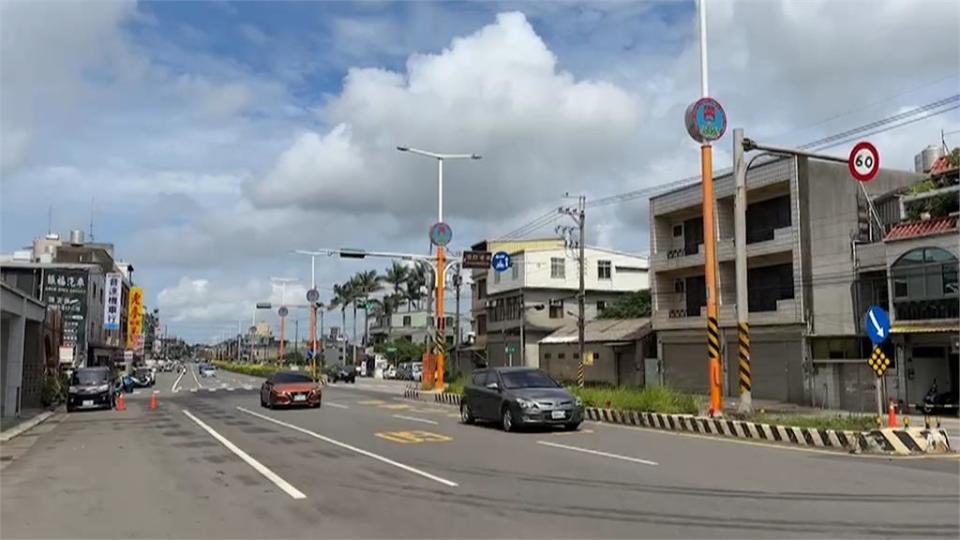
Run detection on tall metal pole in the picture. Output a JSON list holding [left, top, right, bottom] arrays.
[[236, 320, 241, 363], [454, 269, 462, 374], [435, 158, 447, 388], [697, 0, 723, 417], [520, 291, 526, 367], [577, 196, 586, 388], [733, 128, 753, 414]]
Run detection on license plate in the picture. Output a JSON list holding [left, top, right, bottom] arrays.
[[82, 400, 93, 407], [293, 394, 307, 402], [551, 410, 566, 419]]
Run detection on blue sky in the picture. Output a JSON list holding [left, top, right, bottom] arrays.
[[2, 0, 957, 342]]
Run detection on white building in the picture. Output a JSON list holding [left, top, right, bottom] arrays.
[[469, 238, 648, 369]]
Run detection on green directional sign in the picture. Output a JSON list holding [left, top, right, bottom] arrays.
[[387, 347, 397, 353]]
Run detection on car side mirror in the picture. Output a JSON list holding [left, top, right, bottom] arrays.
[[486, 382, 500, 391]]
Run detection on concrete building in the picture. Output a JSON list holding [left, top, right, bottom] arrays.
[[539, 318, 655, 386], [368, 310, 456, 346], [649, 154, 932, 409], [1, 282, 46, 419], [469, 239, 649, 369]]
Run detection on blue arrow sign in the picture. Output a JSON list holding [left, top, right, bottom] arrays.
[[491, 251, 511, 273], [864, 305, 890, 345]]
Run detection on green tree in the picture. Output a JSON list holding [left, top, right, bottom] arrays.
[[598, 290, 651, 319], [329, 282, 351, 342], [352, 270, 382, 345], [374, 339, 425, 364]]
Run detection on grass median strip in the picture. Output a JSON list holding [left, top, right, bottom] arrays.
[[570, 385, 700, 415], [753, 413, 878, 432]]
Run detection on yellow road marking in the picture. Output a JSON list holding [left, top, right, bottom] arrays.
[[375, 430, 453, 444], [357, 400, 387, 405], [379, 404, 411, 410]]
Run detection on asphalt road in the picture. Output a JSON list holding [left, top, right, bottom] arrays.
[[2, 365, 958, 539]]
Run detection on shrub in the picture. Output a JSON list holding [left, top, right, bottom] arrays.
[[568, 385, 701, 415]]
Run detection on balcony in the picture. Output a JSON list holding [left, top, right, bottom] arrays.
[[653, 298, 800, 330], [746, 226, 794, 258], [652, 238, 736, 273]]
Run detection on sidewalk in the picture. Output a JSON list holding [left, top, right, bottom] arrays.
[[0, 408, 57, 442]]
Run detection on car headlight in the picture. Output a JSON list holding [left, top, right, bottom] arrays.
[[68, 386, 78, 393], [96, 384, 110, 392], [517, 398, 539, 410]]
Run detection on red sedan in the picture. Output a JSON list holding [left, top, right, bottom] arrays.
[[260, 372, 322, 409]]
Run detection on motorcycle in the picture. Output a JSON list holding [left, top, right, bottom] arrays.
[[115, 375, 135, 395], [922, 379, 956, 414]]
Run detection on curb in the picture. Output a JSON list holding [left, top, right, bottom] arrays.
[[400, 389, 951, 455], [0, 410, 56, 443]]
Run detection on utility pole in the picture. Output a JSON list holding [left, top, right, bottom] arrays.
[[733, 128, 753, 414], [453, 267, 462, 374], [559, 194, 586, 387], [271, 277, 297, 365], [294, 318, 300, 358], [236, 320, 242, 363]]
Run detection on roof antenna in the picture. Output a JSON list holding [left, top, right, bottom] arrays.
[[47, 205, 53, 235]]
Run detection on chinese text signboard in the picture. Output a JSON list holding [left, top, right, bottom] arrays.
[[127, 287, 144, 350], [43, 269, 89, 361], [104, 273, 122, 331]]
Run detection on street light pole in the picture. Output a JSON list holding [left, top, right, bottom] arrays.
[[396, 146, 481, 389], [271, 277, 297, 365]]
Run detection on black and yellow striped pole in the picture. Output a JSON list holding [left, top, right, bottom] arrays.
[[733, 128, 753, 414]]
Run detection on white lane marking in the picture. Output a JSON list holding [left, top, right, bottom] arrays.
[[208, 388, 217, 393], [226, 387, 235, 391], [392, 414, 438, 425], [191, 366, 204, 389], [237, 406, 458, 488], [325, 402, 349, 409], [171, 371, 185, 393], [189, 388, 198, 393], [243, 385, 253, 391], [181, 409, 306, 499], [536, 440, 658, 466]]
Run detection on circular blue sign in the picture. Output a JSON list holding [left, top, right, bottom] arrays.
[[864, 305, 890, 345], [684, 97, 727, 143], [429, 222, 452, 247], [491, 251, 511, 273]]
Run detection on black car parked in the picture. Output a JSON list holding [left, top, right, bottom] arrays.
[[67, 367, 115, 412], [460, 367, 584, 432]]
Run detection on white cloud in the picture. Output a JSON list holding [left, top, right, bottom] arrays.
[[238, 23, 267, 45], [249, 12, 643, 221]]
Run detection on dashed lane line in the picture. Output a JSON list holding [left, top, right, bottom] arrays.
[[236, 406, 458, 488], [182, 409, 306, 499], [391, 414, 439, 425], [326, 402, 349, 409], [536, 440, 658, 466], [171, 371, 185, 393]]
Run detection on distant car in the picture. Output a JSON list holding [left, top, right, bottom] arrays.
[[327, 365, 356, 384], [385, 366, 398, 379], [68, 367, 115, 412], [199, 364, 217, 378], [460, 367, 584, 432], [260, 372, 322, 409]]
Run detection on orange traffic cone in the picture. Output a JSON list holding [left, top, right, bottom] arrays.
[[149, 392, 158, 411], [887, 399, 897, 428], [116, 393, 126, 412]]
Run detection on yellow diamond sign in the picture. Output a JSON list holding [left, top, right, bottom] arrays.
[[867, 346, 891, 377]]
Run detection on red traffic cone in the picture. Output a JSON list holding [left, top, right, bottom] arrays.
[[149, 392, 158, 411], [116, 393, 126, 412], [887, 399, 897, 428]]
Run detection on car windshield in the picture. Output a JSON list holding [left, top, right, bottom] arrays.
[[272, 372, 312, 383], [72, 369, 109, 385], [500, 370, 558, 389]]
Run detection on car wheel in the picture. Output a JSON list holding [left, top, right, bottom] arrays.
[[260, 394, 266, 408], [501, 406, 514, 432], [67, 404, 75, 413], [265, 395, 274, 409], [460, 402, 474, 424]]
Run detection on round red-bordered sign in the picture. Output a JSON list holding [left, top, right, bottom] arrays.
[[848, 141, 880, 182]]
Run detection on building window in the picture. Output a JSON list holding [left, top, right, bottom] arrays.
[[549, 299, 564, 319], [746, 194, 791, 243], [512, 263, 519, 280], [477, 279, 486, 299], [558, 352, 566, 359], [747, 263, 795, 312], [476, 314, 487, 335], [891, 247, 959, 320], [544, 353, 552, 360], [684, 217, 704, 256], [674, 278, 685, 293], [598, 260, 612, 280], [685, 275, 706, 316], [597, 300, 607, 313], [402, 316, 412, 327], [673, 224, 683, 237], [616, 265, 644, 273], [445, 316, 453, 327], [551, 257, 565, 279]]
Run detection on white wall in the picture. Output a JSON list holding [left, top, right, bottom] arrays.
[[487, 247, 648, 295]]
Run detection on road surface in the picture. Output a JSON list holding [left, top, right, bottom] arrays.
[[2, 365, 958, 538]]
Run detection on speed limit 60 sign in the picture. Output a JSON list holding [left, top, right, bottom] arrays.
[[849, 141, 880, 182]]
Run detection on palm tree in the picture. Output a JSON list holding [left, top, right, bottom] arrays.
[[330, 283, 350, 344], [352, 270, 382, 345], [382, 262, 409, 298], [405, 262, 430, 311]]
